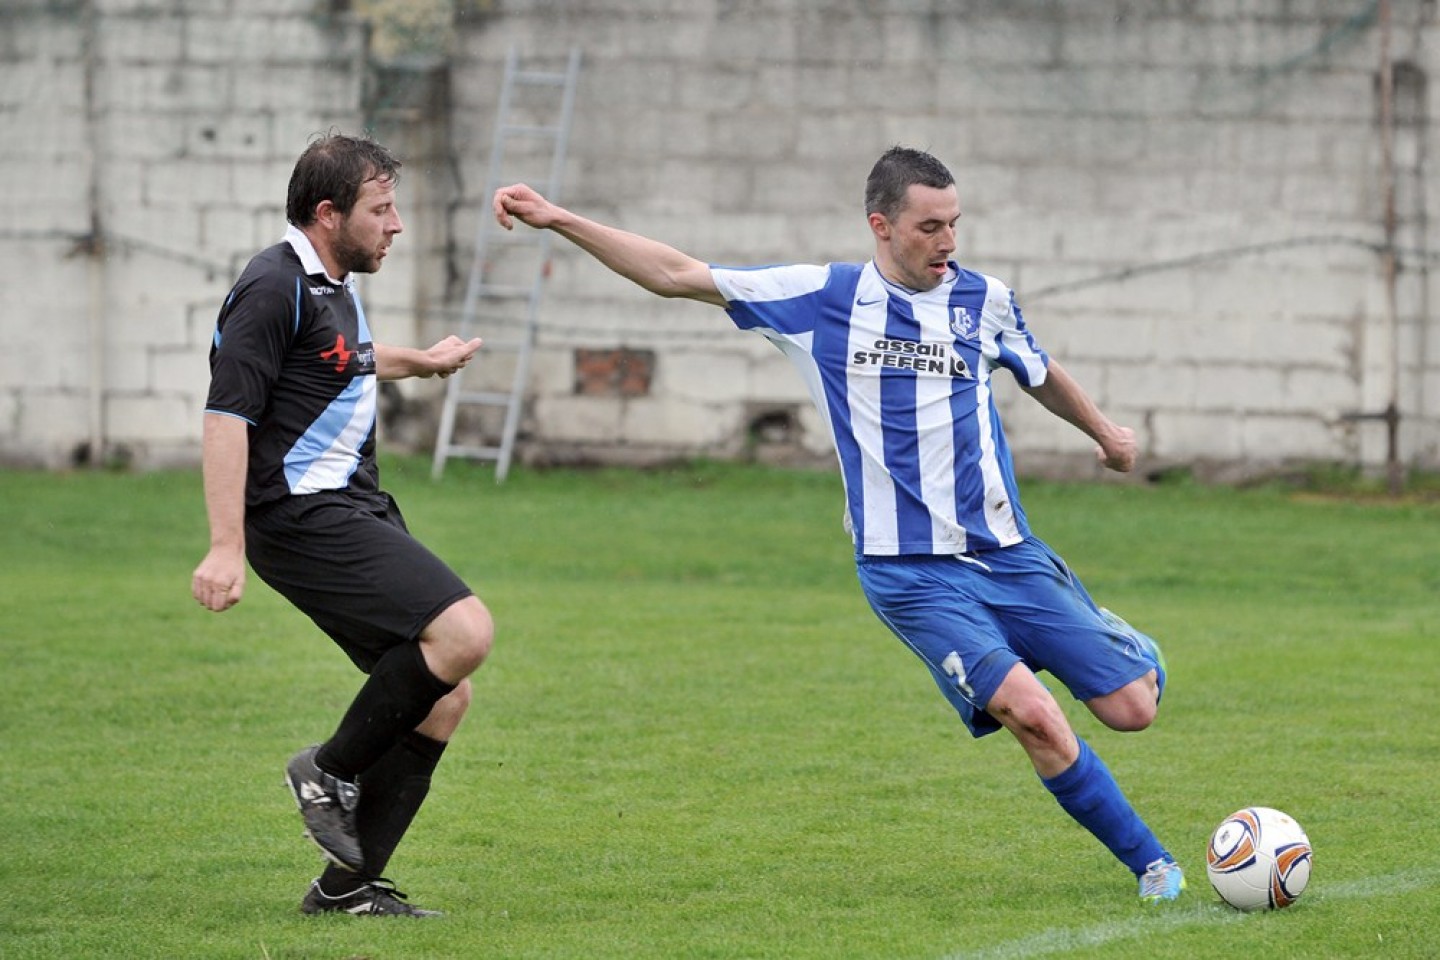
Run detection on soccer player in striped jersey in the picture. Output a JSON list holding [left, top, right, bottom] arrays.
[[193, 134, 492, 916], [493, 146, 1185, 902]]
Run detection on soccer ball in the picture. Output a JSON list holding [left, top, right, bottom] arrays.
[[1206, 806, 1313, 911]]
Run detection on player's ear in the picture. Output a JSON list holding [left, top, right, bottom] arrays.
[[868, 211, 891, 241], [313, 199, 340, 229]]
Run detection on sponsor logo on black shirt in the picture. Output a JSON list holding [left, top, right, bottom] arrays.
[[321, 334, 355, 372]]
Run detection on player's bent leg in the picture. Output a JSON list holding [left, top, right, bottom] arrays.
[[1038, 735, 1178, 895], [310, 713, 463, 914], [293, 640, 461, 872], [985, 663, 1079, 778], [990, 667, 1179, 897], [418, 596, 493, 684], [1084, 671, 1160, 732]]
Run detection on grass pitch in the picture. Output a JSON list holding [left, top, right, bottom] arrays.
[[1, 458, 1437, 959]]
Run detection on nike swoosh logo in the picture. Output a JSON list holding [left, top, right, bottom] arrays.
[[856, 297, 884, 306]]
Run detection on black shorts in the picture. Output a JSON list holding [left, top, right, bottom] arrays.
[[246, 490, 473, 672]]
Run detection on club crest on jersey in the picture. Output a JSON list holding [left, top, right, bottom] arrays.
[[950, 306, 980, 341]]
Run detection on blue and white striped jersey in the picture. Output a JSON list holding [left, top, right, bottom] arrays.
[[711, 260, 1050, 557]]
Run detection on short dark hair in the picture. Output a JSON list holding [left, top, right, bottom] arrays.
[[864, 146, 955, 221], [285, 133, 402, 226]]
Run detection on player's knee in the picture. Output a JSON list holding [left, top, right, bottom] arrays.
[[994, 690, 1071, 752], [423, 596, 494, 678], [455, 599, 494, 672], [1022, 705, 1072, 750], [1105, 705, 1154, 732], [1090, 678, 1158, 732], [1121, 695, 1158, 731]]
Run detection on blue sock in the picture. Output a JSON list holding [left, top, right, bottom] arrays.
[[1041, 737, 1167, 876]]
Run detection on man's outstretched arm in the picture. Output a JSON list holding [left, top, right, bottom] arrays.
[[1023, 359, 1137, 473], [493, 183, 728, 308], [376, 336, 483, 381]]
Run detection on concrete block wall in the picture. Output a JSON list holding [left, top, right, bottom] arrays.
[[2, 0, 1437, 481], [0, 0, 370, 468], [443, 0, 1440, 478]]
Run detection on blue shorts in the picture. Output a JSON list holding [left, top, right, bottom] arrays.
[[855, 537, 1156, 738]]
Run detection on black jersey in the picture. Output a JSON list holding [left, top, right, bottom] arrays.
[[205, 234, 380, 507]]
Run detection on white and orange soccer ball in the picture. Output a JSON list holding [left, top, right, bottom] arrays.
[[1206, 806, 1313, 911]]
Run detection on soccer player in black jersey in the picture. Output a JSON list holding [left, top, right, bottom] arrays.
[[192, 133, 491, 917]]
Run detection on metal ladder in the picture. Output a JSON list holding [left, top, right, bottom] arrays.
[[431, 45, 582, 481]]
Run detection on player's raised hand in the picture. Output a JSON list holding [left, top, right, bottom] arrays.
[[493, 183, 558, 231]]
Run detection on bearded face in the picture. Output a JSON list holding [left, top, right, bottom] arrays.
[[332, 176, 403, 276]]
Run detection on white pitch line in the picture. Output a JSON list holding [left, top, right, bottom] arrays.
[[938, 867, 1440, 960]]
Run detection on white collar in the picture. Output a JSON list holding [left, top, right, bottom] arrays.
[[283, 224, 349, 287]]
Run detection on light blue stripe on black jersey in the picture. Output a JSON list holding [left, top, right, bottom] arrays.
[[213, 289, 237, 348], [283, 378, 367, 492], [352, 284, 372, 342]]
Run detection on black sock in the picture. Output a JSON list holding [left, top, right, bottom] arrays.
[[318, 732, 448, 895], [315, 642, 454, 781]]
